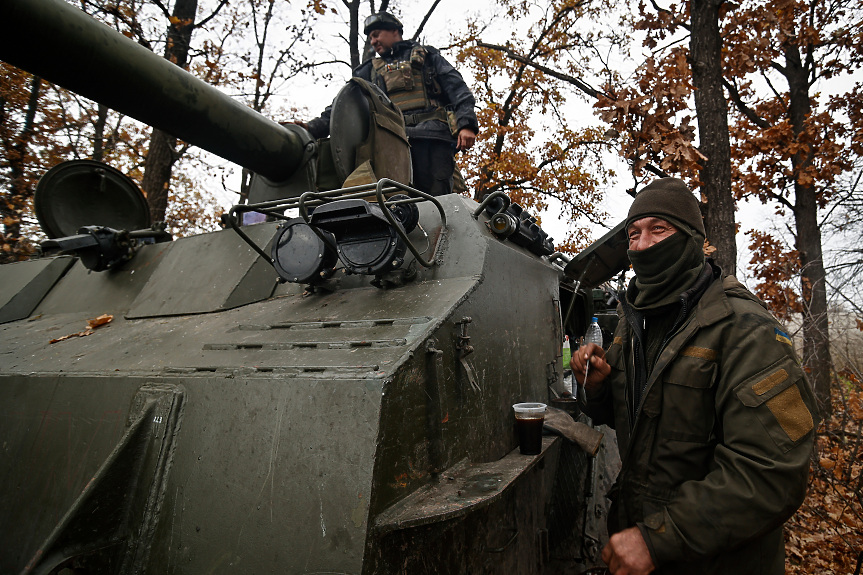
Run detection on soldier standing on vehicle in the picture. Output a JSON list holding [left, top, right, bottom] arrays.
[[572, 178, 818, 575], [299, 12, 479, 197]]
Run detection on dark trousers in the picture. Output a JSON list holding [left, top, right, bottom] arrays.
[[409, 138, 455, 197]]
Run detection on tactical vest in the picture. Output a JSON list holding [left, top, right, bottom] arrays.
[[371, 45, 453, 130]]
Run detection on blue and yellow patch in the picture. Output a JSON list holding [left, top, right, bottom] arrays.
[[775, 328, 793, 346]]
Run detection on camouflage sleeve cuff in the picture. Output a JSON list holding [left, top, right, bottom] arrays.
[[636, 523, 661, 569], [578, 380, 614, 426], [640, 507, 685, 565], [455, 116, 479, 134], [306, 117, 330, 140]]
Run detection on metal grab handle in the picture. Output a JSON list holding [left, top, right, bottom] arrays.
[[484, 527, 518, 553], [374, 178, 447, 268], [562, 253, 595, 330], [225, 179, 448, 273], [220, 213, 275, 266], [472, 190, 511, 219], [547, 251, 572, 265], [230, 182, 403, 227]]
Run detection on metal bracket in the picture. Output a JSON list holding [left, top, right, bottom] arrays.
[[425, 339, 446, 475], [454, 317, 473, 355], [454, 317, 480, 392], [373, 437, 559, 534]]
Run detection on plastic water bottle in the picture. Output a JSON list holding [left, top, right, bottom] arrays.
[[581, 318, 603, 398], [585, 317, 603, 349]]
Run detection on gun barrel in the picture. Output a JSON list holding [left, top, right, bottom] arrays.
[[0, 0, 304, 182]]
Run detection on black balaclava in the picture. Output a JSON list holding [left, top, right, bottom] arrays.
[[622, 179, 709, 414], [624, 178, 706, 312], [626, 217, 705, 312]]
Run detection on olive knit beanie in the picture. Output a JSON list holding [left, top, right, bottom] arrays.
[[626, 178, 706, 237]]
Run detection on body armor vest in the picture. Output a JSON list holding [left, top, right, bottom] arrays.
[[371, 45, 442, 115]]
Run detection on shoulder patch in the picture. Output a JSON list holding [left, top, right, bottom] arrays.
[[775, 328, 793, 346], [613, 336, 623, 345], [766, 384, 814, 441], [680, 346, 717, 361], [752, 369, 788, 395]]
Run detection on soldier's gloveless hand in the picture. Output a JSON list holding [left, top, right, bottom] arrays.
[[602, 527, 656, 575], [456, 128, 476, 151], [572, 343, 611, 394]]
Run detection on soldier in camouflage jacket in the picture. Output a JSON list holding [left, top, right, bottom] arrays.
[[574, 178, 818, 575]]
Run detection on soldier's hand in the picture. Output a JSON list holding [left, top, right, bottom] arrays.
[[572, 343, 610, 393], [456, 128, 476, 151], [288, 120, 309, 130], [602, 527, 655, 575]]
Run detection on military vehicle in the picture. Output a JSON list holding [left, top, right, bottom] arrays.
[[0, 0, 629, 573]]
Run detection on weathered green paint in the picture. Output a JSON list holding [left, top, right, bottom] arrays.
[[0, 256, 75, 324], [33, 244, 170, 317], [0, 199, 580, 574], [126, 224, 279, 318], [0, 1, 608, 569]]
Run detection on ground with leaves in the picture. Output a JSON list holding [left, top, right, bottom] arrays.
[[785, 376, 863, 573]]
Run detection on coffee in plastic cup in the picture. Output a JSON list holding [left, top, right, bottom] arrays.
[[513, 402, 546, 455]]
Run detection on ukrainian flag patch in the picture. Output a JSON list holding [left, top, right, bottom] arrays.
[[775, 328, 792, 346]]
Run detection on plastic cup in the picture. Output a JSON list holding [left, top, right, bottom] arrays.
[[513, 402, 547, 455]]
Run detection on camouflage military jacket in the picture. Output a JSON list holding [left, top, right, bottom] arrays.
[[583, 274, 818, 574], [308, 41, 478, 143]]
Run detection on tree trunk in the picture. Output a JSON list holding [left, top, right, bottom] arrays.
[[785, 43, 832, 415], [142, 0, 197, 222], [93, 103, 108, 162], [796, 178, 831, 415], [348, 0, 360, 69], [690, 0, 736, 274], [142, 129, 179, 222]]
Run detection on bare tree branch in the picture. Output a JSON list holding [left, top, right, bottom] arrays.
[[412, 0, 444, 40], [723, 78, 772, 129], [150, 0, 171, 18], [476, 41, 608, 99], [196, 0, 230, 29]]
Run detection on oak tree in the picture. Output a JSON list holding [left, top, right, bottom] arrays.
[[723, 0, 863, 411], [457, 0, 619, 250]]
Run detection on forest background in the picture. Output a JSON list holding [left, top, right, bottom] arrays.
[[1, 0, 862, 571]]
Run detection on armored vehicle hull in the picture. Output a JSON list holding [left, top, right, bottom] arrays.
[[0, 199, 596, 574], [0, 0, 630, 572]]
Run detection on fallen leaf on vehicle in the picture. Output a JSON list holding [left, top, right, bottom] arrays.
[[49, 314, 114, 344], [87, 314, 113, 328]]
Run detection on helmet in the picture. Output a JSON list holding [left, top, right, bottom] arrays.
[[363, 12, 403, 35]]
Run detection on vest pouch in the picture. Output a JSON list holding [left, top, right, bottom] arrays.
[[410, 46, 426, 67], [371, 46, 437, 112], [380, 61, 414, 93]]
